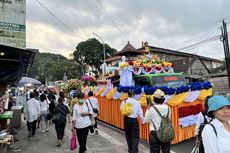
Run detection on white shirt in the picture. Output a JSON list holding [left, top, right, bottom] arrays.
[[120, 97, 145, 124], [194, 112, 211, 135], [72, 103, 93, 129], [85, 97, 99, 117], [202, 119, 230, 153], [40, 100, 49, 112], [144, 104, 170, 131], [24, 98, 41, 122]]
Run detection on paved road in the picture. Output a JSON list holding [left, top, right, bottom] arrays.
[[7, 120, 195, 153]]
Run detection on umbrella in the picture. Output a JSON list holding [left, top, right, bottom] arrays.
[[19, 77, 41, 86]]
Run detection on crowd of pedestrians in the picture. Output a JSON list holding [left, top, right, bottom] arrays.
[[22, 87, 230, 153]]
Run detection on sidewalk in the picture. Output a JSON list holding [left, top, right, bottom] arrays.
[[6, 120, 149, 153]]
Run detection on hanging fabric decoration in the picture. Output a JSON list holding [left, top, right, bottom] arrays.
[[184, 91, 200, 102], [167, 92, 188, 106], [106, 87, 117, 99], [113, 91, 122, 100], [100, 85, 113, 97]]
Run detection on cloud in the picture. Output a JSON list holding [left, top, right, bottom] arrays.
[[26, 0, 230, 59]]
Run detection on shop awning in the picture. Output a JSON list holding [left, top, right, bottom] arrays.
[[0, 44, 37, 83]]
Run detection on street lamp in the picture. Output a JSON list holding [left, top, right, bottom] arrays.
[[92, 32, 106, 80]]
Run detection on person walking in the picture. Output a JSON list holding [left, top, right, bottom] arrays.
[[72, 93, 93, 153], [120, 89, 145, 153], [24, 92, 41, 137], [194, 96, 211, 152], [53, 97, 70, 146], [202, 95, 230, 153], [39, 93, 49, 133], [86, 91, 99, 135], [144, 89, 171, 153]]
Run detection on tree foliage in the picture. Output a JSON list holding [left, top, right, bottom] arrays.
[[29, 52, 81, 84], [73, 38, 117, 75]]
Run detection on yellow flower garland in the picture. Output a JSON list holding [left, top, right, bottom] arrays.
[[138, 94, 153, 106], [167, 92, 188, 106], [95, 86, 106, 96], [198, 88, 213, 100], [82, 86, 89, 93], [106, 87, 117, 99], [90, 86, 96, 92], [120, 92, 128, 100]]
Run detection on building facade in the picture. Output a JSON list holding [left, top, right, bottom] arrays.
[[106, 42, 223, 81], [0, 0, 26, 48]]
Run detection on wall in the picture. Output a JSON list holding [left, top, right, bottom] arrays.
[[0, 0, 26, 48]]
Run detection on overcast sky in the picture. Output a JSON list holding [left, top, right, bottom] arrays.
[[26, 0, 230, 59]]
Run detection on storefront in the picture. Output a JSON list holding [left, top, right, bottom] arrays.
[[0, 44, 36, 130]]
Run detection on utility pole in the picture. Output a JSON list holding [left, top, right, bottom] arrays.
[[220, 19, 230, 90]]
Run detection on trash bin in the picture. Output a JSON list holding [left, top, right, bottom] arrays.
[[10, 106, 23, 128]]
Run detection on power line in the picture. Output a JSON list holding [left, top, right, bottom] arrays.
[[167, 20, 222, 49], [96, 0, 129, 41], [34, 0, 85, 40], [178, 32, 230, 51], [178, 35, 220, 51]]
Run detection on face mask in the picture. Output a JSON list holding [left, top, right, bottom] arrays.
[[79, 99, 85, 104]]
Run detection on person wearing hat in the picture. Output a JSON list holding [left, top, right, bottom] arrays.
[[202, 95, 230, 153], [120, 89, 145, 153], [144, 89, 171, 153]]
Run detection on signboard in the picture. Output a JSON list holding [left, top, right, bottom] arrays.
[[0, 0, 26, 48]]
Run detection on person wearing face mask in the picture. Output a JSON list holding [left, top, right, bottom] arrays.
[[72, 92, 93, 153], [202, 95, 230, 153]]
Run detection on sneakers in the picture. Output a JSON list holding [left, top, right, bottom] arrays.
[[56, 140, 62, 147], [90, 133, 94, 136], [95, 129, 98, 135], [45, 128, 49, 132], [42, 130, 46, 133]]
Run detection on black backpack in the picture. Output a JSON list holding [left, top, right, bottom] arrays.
[[198, 113, 217, 153]]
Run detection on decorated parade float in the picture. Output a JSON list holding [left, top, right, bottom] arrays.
[[80, 54, 213, 144]]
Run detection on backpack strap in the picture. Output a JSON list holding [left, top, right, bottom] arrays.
[[152, 105, 169, 119], [151, 105, 169, 131], [88, 98, 94, 109], [209, 123, 217, 137], [201, 112, 207, 123]]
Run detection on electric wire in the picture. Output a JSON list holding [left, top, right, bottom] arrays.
[[96, 0, 129, 41], [178, 32, 230, 51], [34, 0, 85, 40], [167, 20, 222, 49]]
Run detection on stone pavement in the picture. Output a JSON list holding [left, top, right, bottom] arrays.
[[6, 119, 195, 153], [6, 120, 149, 153]]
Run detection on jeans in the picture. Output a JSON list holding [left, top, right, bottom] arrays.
[[40, 110, 48, 130], [150, 131, 170, 153], [124, 117, 139, 153], [76, 126, 89, 153], [89, 117, 98, 133]]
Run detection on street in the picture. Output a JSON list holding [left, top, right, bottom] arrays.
[[6, 120, 195, 153]]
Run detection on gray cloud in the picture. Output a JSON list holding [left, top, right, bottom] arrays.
[[26, 0, 230, 59]]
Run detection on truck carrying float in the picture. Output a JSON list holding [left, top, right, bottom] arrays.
[[58, 54, 213, 144]]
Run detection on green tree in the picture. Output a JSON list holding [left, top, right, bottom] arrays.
[[29, 52, 81, 84], [73, 38, 117, 76]]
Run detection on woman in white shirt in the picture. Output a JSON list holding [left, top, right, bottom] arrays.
[[39, 94, 49, 133], [194, 96, 211, 152], [202, 95, 230, 153], [86, 91, 99, 135], [72, 93, 93, 153]]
